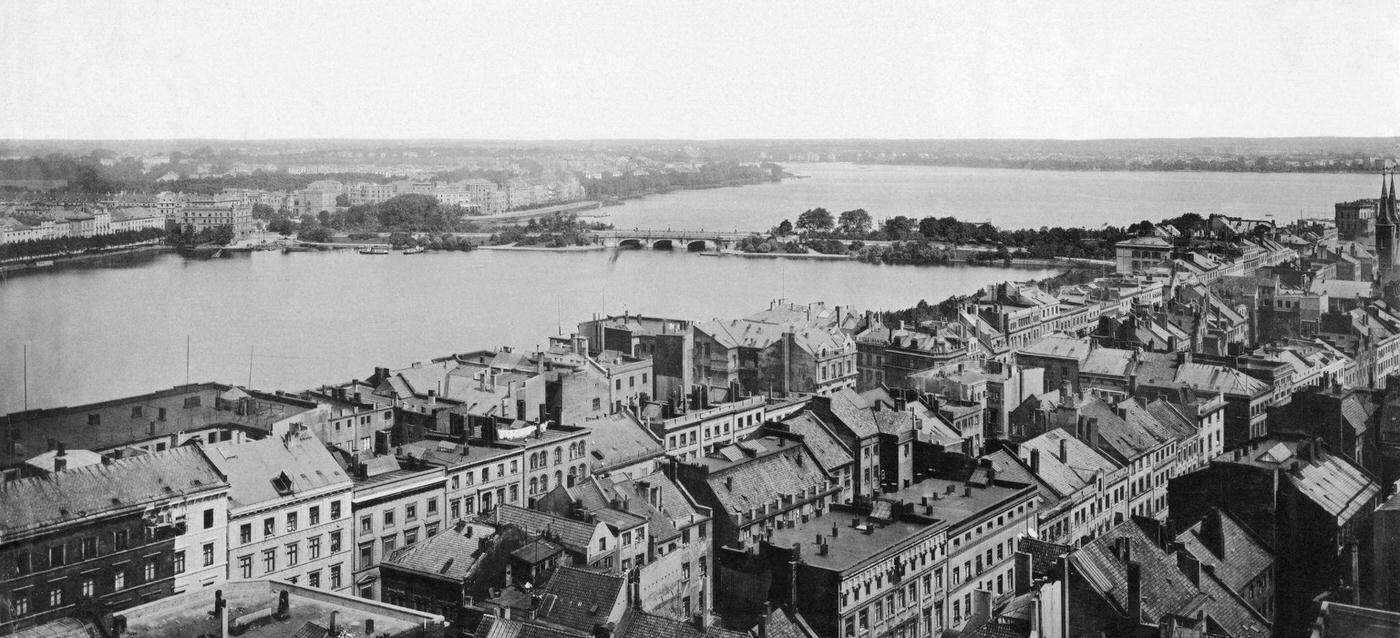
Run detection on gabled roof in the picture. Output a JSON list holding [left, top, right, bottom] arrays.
[[826, 387, 879, 438], [1072, 522, 1270, 638], [701, 443, 829, 516], [586, 411, 664, 473], [1174, 509, 1273, 596], [1018, 335, 1091, 361], [1174, 362, 1268, 398]]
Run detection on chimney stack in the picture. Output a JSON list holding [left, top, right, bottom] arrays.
[[1126, 561, 1142, 624]]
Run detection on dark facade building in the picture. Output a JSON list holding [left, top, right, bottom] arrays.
[[0, 447, 229, 634], [1168, 436, 1380, 638]]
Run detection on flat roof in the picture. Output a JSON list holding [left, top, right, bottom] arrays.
[[118, 579, 442, 638], [767, 508, 941, 573], [887, 478, 1035, 533]]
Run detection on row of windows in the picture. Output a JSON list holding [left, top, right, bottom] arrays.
[[359, 497, 440, 534], [238, 530, 343, 576], [239, 501, 342, 544]]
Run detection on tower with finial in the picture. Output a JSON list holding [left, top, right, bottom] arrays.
[[1376, 166, 1399, 279]]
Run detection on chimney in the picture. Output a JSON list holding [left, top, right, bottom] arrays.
[[832, 523, 839, 538], [56, 441, 65, 457], [1200, 510, 1224, 558], [1030, 448, 1041, 474], [1177, 551, 1202, 587], [1126, 561, 1142, 624], [1059, 378, 1072, 403], [1058, 437, 1068, 463], [53, 457, 66, 472], [1014, 551, 1033, 594], [329, 611, 338, 634]]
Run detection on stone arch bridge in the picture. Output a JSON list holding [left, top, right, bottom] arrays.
[[593, 229, 758, 251]]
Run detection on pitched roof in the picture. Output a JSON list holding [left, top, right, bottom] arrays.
[[620, 612, 747, 638], [1072, 522, 1269, 638], [779, 411, 854, 473], [493, 504, 598, 554], [0, 446, 227, 537], [1174, 362, 1268, 398], [827, 388, 879, 438], [383, 523, 496, 580], [539, 566, 626, 633], [1018, 429, 1120, 498], [585, 411, 664, 473], [702, 444, 829, 516], [204, 429, 350, 510], [1174, 509, 1273, 596], [1018, 335, 1091, 361]]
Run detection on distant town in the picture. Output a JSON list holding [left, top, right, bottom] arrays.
[[5, 166, 1400, 638]]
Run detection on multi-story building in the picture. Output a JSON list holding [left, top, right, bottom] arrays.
[[890, 475, 1038, 633], [205, 427, 354, 593], [647, 393, 767, 461], [693, 316, 858, 398], [0, 447, 229, 634], [986, 428, 1124, 546], [340, 453, 446, 600], [1115, 235, 1175, 274], [578, 313, 696, 401], [1169, 436, 1380, 638], [761, 501, 949, 638], [179, 194, 253, 239]]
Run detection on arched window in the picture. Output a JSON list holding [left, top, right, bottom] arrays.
[[540, 474, 549, 493], [529, 477, 538, 495], [555, 447, 563, 465], [556, 470, 564, 488]]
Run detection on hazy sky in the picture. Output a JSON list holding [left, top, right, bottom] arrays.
[[2, 1, 1397, 140]]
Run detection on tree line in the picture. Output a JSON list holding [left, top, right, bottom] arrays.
[[0, 227, 167, 261], [582, 162, 784, 200]]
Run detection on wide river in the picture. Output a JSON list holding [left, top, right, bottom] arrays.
[[0, 163, 1379, 413]]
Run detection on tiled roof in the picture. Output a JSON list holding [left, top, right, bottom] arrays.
[[493, 504, 598, 554], [0, 446, 226, 536], [539, 566, 626, 633], [705, 446, 829, 516], [1174, 509, 1273, 595], [1018, 429, 1119, 498], [982, 449, 1059, 506], [1080, 347, 1135, 377], [1077, 400, 1159, 464], [757, 607, 817, 638], [473, 616, 579, 638], [1072, 523, 1270, 638], [204, 429, 350, 510], [610, 470, 707, 543], [1174, 362, 1268, 398], [779, 411, 854, 474], [383, 523, 495, 580], [620, 612, 747, 638], [1019, 537, 1072, 577], [827, 388, 879, 438]]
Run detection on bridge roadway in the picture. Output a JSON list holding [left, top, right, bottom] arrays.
[[593, 228, 760, 250]]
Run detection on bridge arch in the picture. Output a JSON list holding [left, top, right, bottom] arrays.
[[617, 238, 645, 249], [652, 239, 676, 250], [686, 239, 716, 252]]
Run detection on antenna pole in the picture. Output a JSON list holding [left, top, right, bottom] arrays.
[[23, 344, 28, 411], [185, 335, 190, 387]]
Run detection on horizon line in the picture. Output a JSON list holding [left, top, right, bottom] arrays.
[[3, 135, 1400, 144]]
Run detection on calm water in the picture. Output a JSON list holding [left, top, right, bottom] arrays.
[[0, 249, 1059, 413], [2, 163, 1381, 413], [602, 163, 1378, 231]]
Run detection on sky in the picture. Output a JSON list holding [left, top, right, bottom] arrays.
[[2, 1, 1398, 140]]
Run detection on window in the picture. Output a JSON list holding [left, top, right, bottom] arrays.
[[262, 549, 276, 574], [682, 561, 691, 580], [359, 543, 374, 569], [48, 545, 64, 568], [330, 564, 342, 589], [592, 398, 601, 411], [238, 556, 252, 579], [287, 512, 298, 532], [173, 552, 186, 574], [204, 508, 215, 529], [383, 509, 396, 527], [382, 536, 397, 557], [404, 529, 418, 546], [599, 537, 608, 551], [361, 516, 372, 534], [330, 501, 342, 519], [330, 531, 342, 553], [143, 560, 156, 582], [264, 518, 275, 537], [80, 578, 94, 598], [81, 538, 96, 559], [309, 536, 322, 560], [203, 543, 215, 566], [426, 498, 438, 515], [308, 505, 321, 526], [240, 523, 252, 544], [405, 504, 417, 521], [49, 587, 63, 607], [286, 543, 299, 567]]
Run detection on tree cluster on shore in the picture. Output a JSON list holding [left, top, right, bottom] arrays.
[[731, 207, 1173, 265], [489, 214, 613, 247], [0, 227, 167, 261]]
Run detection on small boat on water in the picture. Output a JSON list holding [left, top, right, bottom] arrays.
[[402, 246, 425, 255], [359, 245, 390, 255]]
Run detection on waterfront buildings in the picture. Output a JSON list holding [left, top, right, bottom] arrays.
[[178, 193, 254, 239]]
